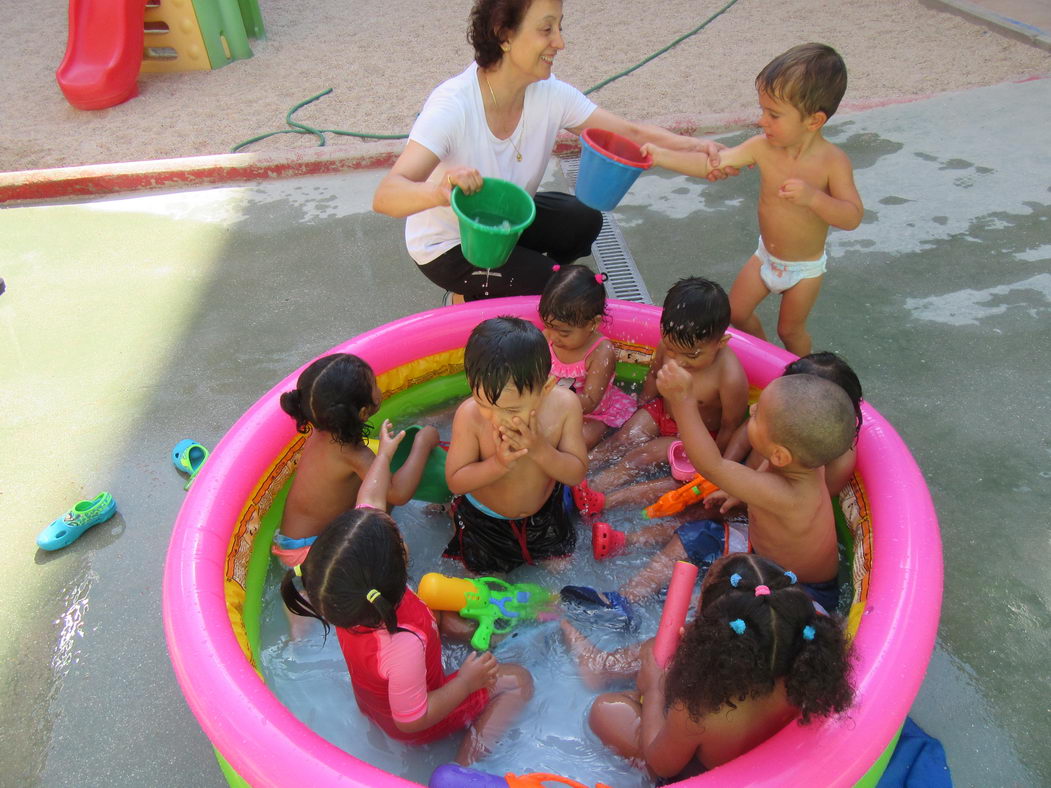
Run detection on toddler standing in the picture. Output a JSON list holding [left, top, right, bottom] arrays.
[[643, 43, 864, 356]]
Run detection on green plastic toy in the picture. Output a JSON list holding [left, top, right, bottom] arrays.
[[417, 572, 558, 651]]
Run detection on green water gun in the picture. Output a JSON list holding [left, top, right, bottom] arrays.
[[418, 573, 558, 651]]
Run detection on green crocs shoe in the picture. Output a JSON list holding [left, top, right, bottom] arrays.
[[172, 439, 209, 490], [37, 492, 118, 551]]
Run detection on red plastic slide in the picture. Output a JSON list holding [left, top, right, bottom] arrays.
[[56, 0, 145, 110]]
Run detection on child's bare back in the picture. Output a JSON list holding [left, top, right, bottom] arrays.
[[273, 353, 440, 567], [658, 367, 856, 586], [739, 458, 838, 583], [281, 431, 374, 540]]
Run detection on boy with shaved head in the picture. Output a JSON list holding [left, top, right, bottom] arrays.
[[563, 369, 855, 616]]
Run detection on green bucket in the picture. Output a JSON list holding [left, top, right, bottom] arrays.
[[450, 178, 536, 269], [390, 425, 452, 503]]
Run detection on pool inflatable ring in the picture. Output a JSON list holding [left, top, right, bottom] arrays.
[[163, 297, 942, 787]]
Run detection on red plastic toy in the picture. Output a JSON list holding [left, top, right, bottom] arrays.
[[56, 0, 145, 110], [652, 561, 699, 667]]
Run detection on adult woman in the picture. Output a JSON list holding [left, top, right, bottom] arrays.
[[372, 0, 732, 302]]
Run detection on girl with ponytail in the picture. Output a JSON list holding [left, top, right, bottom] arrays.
[[563, 552, 853, 781], [281, 421, 533, 765], [273, 353, 440, 568]]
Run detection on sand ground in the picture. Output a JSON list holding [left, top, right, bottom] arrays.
[[3, 0, 1049, 174]]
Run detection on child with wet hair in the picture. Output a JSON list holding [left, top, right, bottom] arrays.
[[281, 421, 533, 765], [444, 316, 587, 574], [539, 263, 636, 448], [273, 353, 439, 567], [571, 277, 748, 525], [562, 553, 853, 780]]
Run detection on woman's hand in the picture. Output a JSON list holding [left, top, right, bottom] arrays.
[[639, 142, 666, 167], [443, 166, 484, 201], [459, 650, 499, 692], [697, 139, 742, 182]]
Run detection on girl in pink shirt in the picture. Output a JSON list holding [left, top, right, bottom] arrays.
[[540, 264, 636, 448], [280, 421, 533, 765]]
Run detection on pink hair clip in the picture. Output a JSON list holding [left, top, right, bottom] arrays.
[[595, 272, 608, 284], [754, 585, 771, 597], [551, 264, 561, 272]]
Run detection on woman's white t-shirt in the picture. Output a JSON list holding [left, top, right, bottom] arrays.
[[405, 62, 596, 266]]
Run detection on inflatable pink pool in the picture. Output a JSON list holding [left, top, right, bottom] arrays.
[[163, 297, 942, 787]]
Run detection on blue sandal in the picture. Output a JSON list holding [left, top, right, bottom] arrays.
[[37, 492, 117, 551], [172, 439, 209, 490]]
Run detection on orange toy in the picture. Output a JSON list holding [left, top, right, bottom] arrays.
[[508, 775, 612, 788], [642, 474, 720, 519], [429, 763, 612, 787]]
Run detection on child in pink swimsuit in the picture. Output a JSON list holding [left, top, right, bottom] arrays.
[[280, 421, 533, 765], [540, 264, 636, 448]]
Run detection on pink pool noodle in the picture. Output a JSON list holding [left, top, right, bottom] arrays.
[[653, 561, 700, 667]]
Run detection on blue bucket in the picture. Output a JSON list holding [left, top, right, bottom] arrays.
[[575, 128, 652, 211]]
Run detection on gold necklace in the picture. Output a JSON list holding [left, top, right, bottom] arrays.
[[484, 75, 524, 162]]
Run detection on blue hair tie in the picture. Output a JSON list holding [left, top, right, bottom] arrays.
[[802, 625, 815, 641], [784, 570, 797, 584], [729, 619, 746, 635], [729, 573, 742, 588]]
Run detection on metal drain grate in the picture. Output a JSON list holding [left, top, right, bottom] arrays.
[[560, 156, 652, 304]]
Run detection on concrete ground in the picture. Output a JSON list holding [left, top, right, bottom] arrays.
[[2, 75, 1049, 788]]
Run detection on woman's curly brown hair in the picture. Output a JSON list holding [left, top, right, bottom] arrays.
[[665, 553, 854, 725], [468, 0, 534, 69]]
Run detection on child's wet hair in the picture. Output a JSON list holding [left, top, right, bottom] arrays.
[[784, 352, 863, 437], [756, 42, 847, 120], [765, 374, 856, 468], [661, 277, 731, 348], [280, 353, 376, 447], [280, 507, 408, 635], [465, 316, 551, 405], [666, 553, 853, 725], [538, 264, 608, 328]]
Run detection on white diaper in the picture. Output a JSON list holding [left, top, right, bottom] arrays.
[[755, 237, 827, 294]]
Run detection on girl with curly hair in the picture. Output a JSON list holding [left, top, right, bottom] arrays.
[[561, 552, 853, 781]]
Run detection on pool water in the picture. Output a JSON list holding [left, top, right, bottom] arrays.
[[256, 396, 854, 785]]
